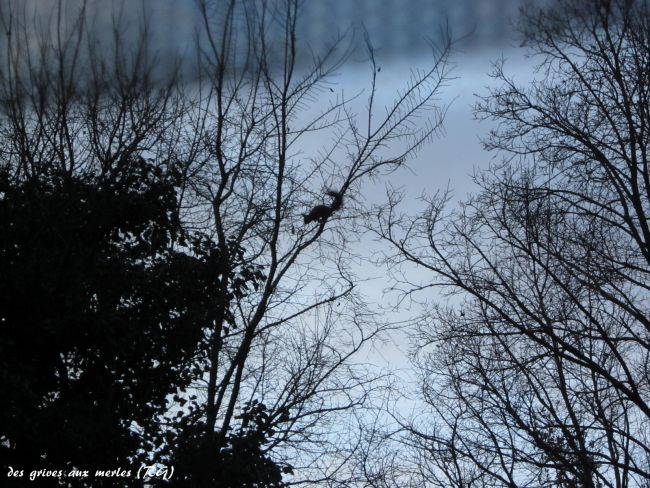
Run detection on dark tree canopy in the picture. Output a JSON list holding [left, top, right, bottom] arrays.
[[0, 156, 221, 470], [170, 400, 292, 487], [0, 0, 451, 484]]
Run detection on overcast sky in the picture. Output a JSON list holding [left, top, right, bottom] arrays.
[[314, 2, 537, 372], [4, 0, 538, 371]]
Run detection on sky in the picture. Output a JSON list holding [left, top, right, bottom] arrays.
[[4, 0, 539, 398], [88, 0, 538, 370], [309, 3, 537, 372]]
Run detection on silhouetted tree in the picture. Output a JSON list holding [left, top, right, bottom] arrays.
[[0, 155, 221, 472], [0, 0, 451, 485], [143, 0, 452, 485], [0, 0, 229, 481], [378, 0, 650, 486]]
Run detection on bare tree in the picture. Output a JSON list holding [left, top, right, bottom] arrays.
[[378, 0, 650, 486], [160, 0, 452, 484], [0, 0, 452, 485]]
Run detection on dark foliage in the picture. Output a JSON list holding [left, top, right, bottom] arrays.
[[168, 400, 292, 487], [0, 0, 451, 482], [0, 156, 219, 472]]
